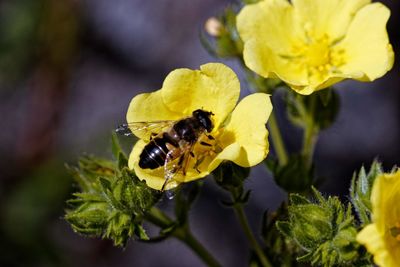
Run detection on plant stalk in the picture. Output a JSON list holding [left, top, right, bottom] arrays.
[[232, 202, 272, 267], [145, 207, 221, 267], [301, 95, 319, 167], [174, 227, 221, 267], [268, 110, 288, 166]]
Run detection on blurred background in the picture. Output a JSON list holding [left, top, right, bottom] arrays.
[[0, 0, 398, 266]]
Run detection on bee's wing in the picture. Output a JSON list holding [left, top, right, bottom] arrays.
[[116, 120, 176, 141]]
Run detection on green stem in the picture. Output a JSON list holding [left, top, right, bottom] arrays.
[[145, 207, 172, 227], [145, 207, 221, 267], [300, 95, 319, 167], [268, 110, 288, 166], [174, 227, 221, 267], [302, 123, 318, 167], [232, 202, 272, 267]]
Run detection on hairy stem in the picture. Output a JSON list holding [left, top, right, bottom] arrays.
[[174, 227, 221, 267], [145, 207, 221, 267], [268, 110, 288, 166], [232, 202, 272, 267], [301, 95, 319, 167]]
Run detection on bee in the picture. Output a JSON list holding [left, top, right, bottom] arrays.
[[116, 109, 215, 191]]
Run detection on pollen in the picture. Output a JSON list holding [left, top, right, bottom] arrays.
[[285, 32, 346, 83]]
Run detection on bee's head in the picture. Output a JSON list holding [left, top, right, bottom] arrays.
[[193, 109, 214, 132]]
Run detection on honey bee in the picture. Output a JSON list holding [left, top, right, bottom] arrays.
[[116, 109, 215, 191]]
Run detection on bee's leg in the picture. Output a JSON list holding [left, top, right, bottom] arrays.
[[193, 154, 205, 173], [161, 148, 180, 191], [206, 134, 215, 140], [200, 141, 212, 147], [181, 144, 196, 176]]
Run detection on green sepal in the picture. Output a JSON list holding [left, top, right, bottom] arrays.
[[65, 201, 109, 236], [350, 160, 383, 225], [65, 140, 160, 247], [266, 155, 314, 193], [276, 187, 364, 266], [111, 132, 129, 171], [111, 132, 123, 159], [212, 161, 251, 206], [285, 88, 340, 130], [263, 204, 304, 266], [275, 221, 291, 237], [213, 161, 250, 191]]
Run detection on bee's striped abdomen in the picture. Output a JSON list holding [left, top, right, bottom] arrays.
[[139, 134, 176, 169]]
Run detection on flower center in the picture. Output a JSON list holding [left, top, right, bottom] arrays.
[[288, 33, 346, 82], [304, 39, 331, 67]]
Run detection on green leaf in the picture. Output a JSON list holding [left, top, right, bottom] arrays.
[[118, 152, 128, 171], [350, 160, 383, 225], [111, 132, 123, 159], [111, 132, 129, 171], [135, 224, 149, 241], [289, 194, 310, 205], [275, 221, 292, 239]]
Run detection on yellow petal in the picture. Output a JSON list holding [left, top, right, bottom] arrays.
[[293, 76, 346, 95], [357, 224, 391, 267], [338, 3, 394, 81], [292, 0, 370, 40], [364, 171, 400, 267], [242, 39, 309, 87], [161, 63, 240, 128], [126, 90, 182, 139], [371, 172, 400, 232], [237, 0, 311, 87], [210, 93, 272, 169], [237, 0, 300, 52], [128, 140, 211, 190]]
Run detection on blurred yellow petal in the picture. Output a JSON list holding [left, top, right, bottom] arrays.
[[237, 0, 394, 94], [357, 171, 400, 267], [237, 0, 300, 52], [292, 0, 370, 40], [161, 62, 240, 128], [356, 224, 391, 267], [210, 93, 272, 168], [338, 3, 394, 82]]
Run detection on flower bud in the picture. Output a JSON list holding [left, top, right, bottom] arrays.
[[290, 204, 332, 249], [277, 189, 363, 266], [204, 17, 224, 37]]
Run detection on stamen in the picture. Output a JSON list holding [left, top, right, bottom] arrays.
[[389, 223, 400, 241]]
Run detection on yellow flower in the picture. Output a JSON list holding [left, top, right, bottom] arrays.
[[357, 170, 400, 267], [126, 63, 272, 190], [237, 0, 394, 95]]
